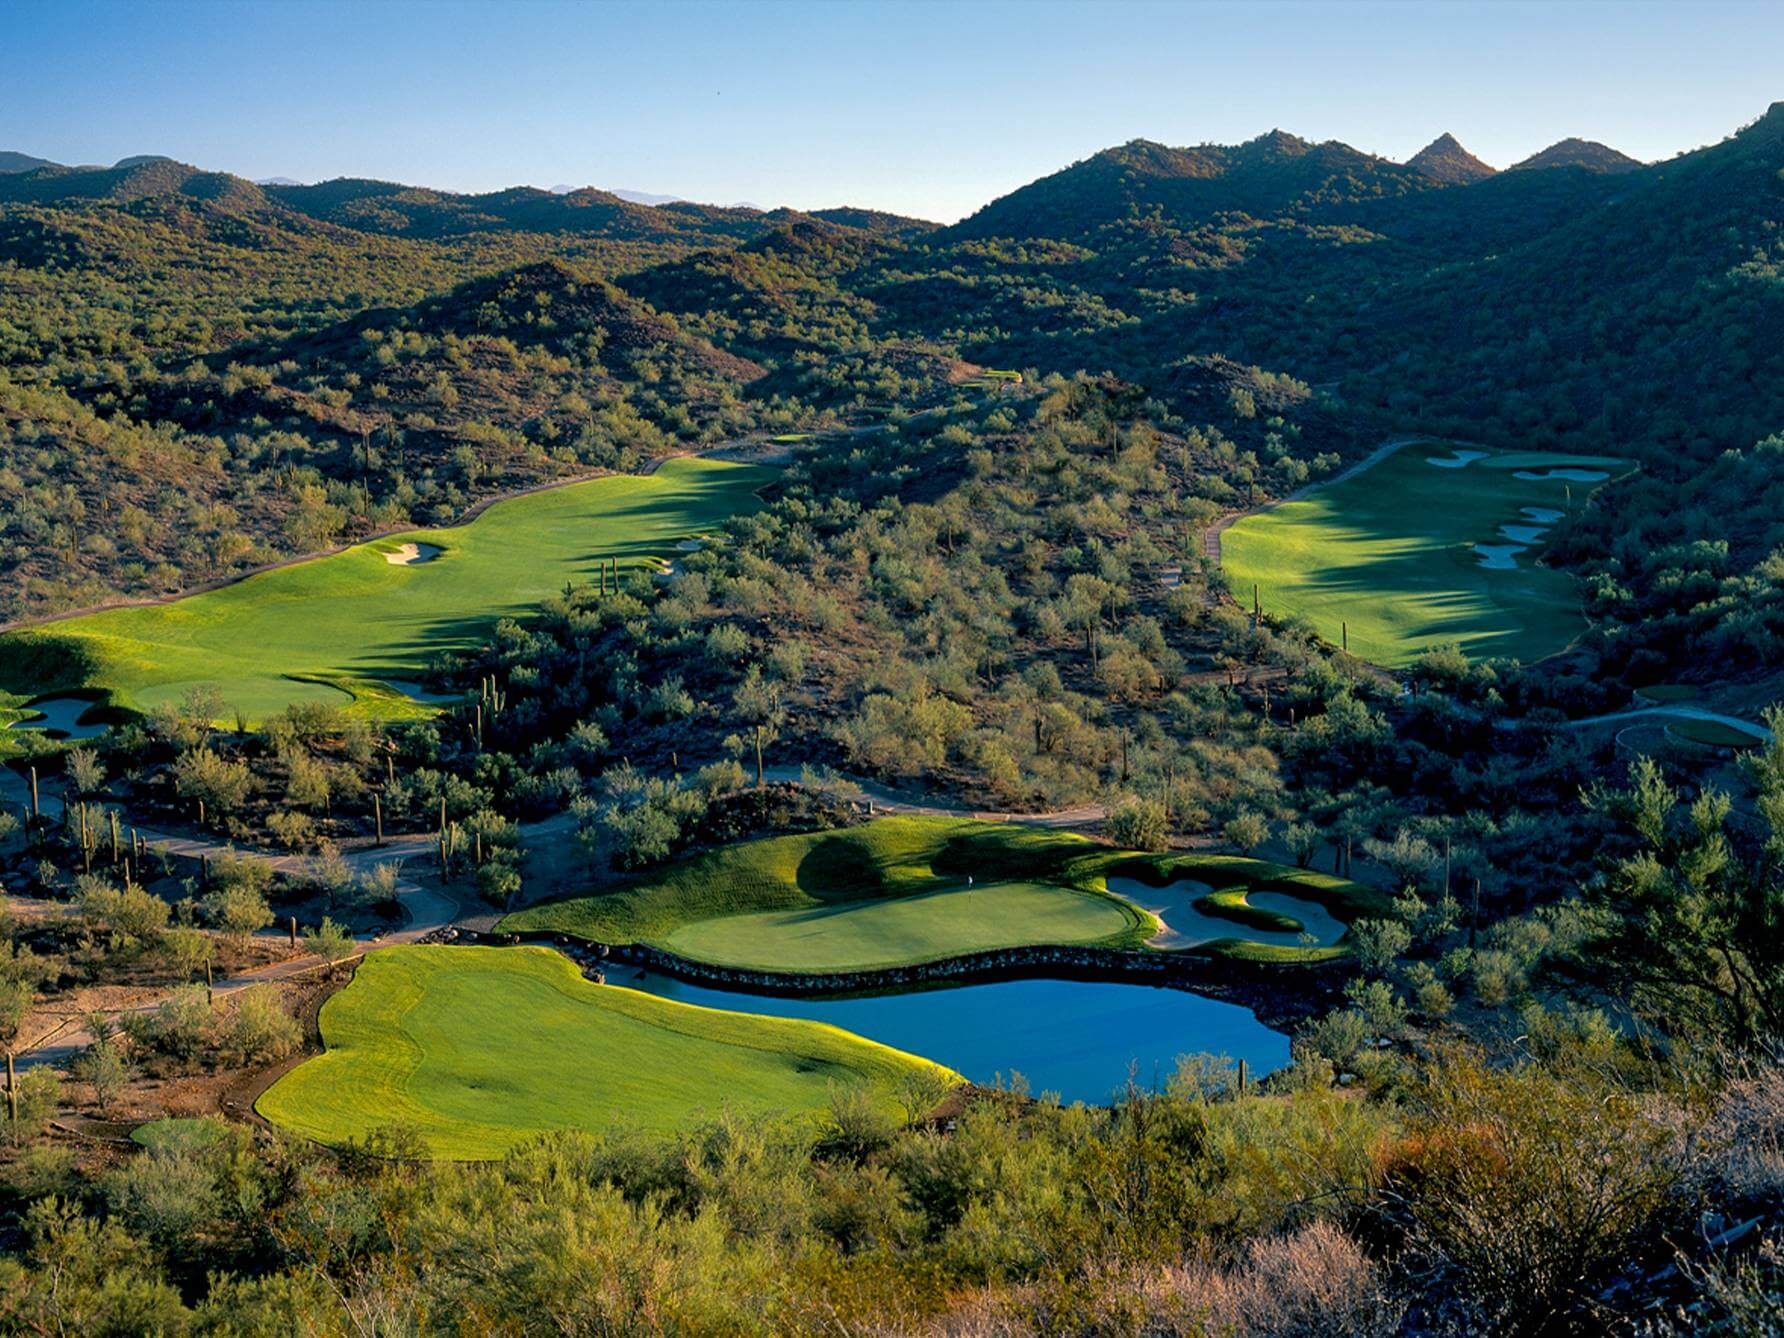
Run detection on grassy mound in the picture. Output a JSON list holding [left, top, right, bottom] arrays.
[[1190, 886, 1305, 934], [257, 945, 953, 1159], [506, 815, 1385, 968], [0, 458, 772, 724], [1222, 444, 1628, 666], [504, 816, 1154, 970]]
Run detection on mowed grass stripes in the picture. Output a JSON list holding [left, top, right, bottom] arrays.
[[1222, 445, 1628, 666]]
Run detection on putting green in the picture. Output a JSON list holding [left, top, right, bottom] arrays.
[[1666, 718, 1761, 749], [0, 458, 772, 722], [661, 882, 1138, 972], [257, 945, 954, 1159], [1222, 444, 1628, 666], [503, 816, 1156, 970]]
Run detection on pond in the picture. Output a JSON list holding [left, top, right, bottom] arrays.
[[1104, 877, 1347, 950], [614, 970, 1291, 1104], [4, 697, 108, 739]]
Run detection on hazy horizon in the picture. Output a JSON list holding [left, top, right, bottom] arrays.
[[6, 0, 1782, 223]]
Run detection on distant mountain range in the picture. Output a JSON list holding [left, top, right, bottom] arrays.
[[0, 126, 1651, 223], [949, 127, 1650, 242], [0, 104, 1778, 620], [0, 155, 935, 244], [0, 150, 63, 174]]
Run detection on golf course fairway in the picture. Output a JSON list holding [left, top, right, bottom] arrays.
[[502, 816, 1157, 970], [256, 946, 955, 1159], [1221, 445, 1628, 666], [0, 457, 771, 722]]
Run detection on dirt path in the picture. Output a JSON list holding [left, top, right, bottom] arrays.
[[759, 765, 1106, 827], [3, 764, 464, 1068], [1563, 703, 1773, 742]]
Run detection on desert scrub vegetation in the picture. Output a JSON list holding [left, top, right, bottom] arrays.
[[0, 1030, 1771, 1332]]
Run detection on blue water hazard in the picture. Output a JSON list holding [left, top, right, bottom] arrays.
[[613, 970, 1291, 1105]]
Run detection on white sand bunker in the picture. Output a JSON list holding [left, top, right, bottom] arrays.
[[384, 542, 442, 566], [6, 697, 108, 739], [1428, 449, 1487, 469], [1521, 507, 1564, 524], [380, 678, 461, 705], [1514, 468, 1609, 482], [1498, 524, 1550, 545], [1473, 543, 1527, 570]]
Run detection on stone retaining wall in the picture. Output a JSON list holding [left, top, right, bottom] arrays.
[[441, 926, 1330, 1008]]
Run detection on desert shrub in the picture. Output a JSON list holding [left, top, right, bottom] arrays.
[[1105, 796, 1169, 852], [1349, 919, 1411, 975], [120, 984, 210, 1062], [1223, 810, 1269, 855], [203, 886, 272, 943], [216, 989, 300, 1066], [941, 1221, 1402, 1336], [1390, 1048, 1696, 1332], [2, 1069, 61, 1144], [266, 809, 318, 851], [172, 748, 253, 814], [77, 877, 169, 950], [301, 918, 356, 965]]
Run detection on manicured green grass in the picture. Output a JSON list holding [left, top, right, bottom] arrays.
[[1222, 444, 1628, 666], [504, 816, 1155, 970], [257, 945, 954, 1159], [662, 883, 1139, 973], [1637, 684, 1702, 703], [0, 458, 772, 723], [505, 815, 1384, 969], [1667, 718, 1761, 749], [1191, 886, 1303, 934]]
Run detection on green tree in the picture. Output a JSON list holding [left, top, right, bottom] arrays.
[[1106, 796, 1170, 852], [301, 917, 356, 965], [1586, 750, 1784, 1045], [203, 886, 273, 944], [1223, 811, 1269, 856]]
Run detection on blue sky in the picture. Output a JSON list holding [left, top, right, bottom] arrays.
[[5, 0, 1780, 221]]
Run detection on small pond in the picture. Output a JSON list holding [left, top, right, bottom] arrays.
[[615, 971, 1290, 1104], [1105, 877, 1347, 950], [4, 697, 108, 739]]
